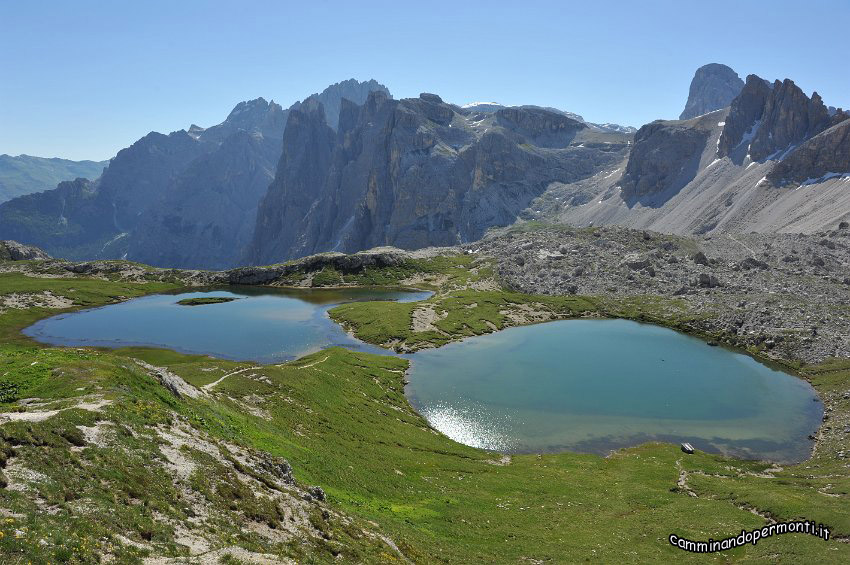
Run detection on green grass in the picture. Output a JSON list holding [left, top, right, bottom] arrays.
[[0, 272, 178, 344], [331, 289, 598, 350], [0, 267, 849, 563]]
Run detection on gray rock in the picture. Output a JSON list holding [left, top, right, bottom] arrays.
[[696, 273, 720, 288], [680, 63, 744, 120], [249, 91, 627, 264], [0, 240, 50, 261], [618, 119, 711, 203], [767, 117, 850, 187], [739, 257, 769, 270], [307, 486, 326, 502], [718, 75, 838, 162], [692, 252, 709, 266]]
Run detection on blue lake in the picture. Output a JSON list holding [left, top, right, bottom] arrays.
[[24, 287, 430, 363], [25, 291, 821, 461], [405, 319, 822, 462]]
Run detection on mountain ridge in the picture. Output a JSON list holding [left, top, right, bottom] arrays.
[[248, 91, 630, 264], [0, 154, 108, 204], [532, 68, 850, 235], [1, 66, 848, 269], [0, 80, 391, 268]]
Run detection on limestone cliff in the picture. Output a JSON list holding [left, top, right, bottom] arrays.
[[248, 92, 629, 264], [679, 63, 744, 120], [767, 118, 850, 186], [718, 75, 838, 162], [0, 81, 388, 267]]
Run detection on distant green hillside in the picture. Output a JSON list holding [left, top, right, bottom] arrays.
[[0, 154, 107, 203]]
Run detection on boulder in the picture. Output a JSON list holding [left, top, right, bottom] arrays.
[[739, 257, 769, 270], [692, 251, 709, 266], [696, 273, 720, 288]]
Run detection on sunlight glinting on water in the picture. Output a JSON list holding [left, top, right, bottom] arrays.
[[421, 402, 516, 452]]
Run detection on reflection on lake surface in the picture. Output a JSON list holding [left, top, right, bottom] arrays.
[[405, 319, 822, 462], [24, 286, 430, 363]]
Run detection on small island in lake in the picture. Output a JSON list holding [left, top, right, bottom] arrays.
[[176, 296, 238, 306]]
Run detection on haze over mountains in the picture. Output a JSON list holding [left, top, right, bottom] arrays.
[[0, 80, 390, 269], [0, 65, 848, 269], [0, 154, 107, 203]]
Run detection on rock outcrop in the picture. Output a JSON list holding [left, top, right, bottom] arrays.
[[0, 240, 50, 261], [493, 106, 585, 148], [767, 118, 850, 186], [617, 115, 712, 203], [679, 63, 744, 120], [718, 75, 841, 162]]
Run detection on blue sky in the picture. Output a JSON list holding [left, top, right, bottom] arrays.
[[1, 0, 848, 160]]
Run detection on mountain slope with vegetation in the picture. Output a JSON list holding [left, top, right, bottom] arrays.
[[0, 155, 107, 204]]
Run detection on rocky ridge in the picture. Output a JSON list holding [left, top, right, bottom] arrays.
[[0, 240, 50, 261], [536, 68, 850, 235], [717, 75, 844, 162]]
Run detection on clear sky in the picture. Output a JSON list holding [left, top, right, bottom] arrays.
[[1, 0, 848, 161]]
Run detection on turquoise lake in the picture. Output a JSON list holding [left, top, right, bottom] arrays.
[[24, 287, 431, 363], [405, 320, 822, 462], [25, 292, 821, 462]]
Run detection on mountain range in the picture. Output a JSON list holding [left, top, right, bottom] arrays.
[[0, 80, 389, 269], [0, 65, 847, 268], [0, 154, 107, 204], [248, 92, 629, 264], [537, 64, 850, 234]]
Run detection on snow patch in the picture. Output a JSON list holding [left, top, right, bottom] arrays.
[[797, 172, 850, 188], [462, 101, 501, 108]]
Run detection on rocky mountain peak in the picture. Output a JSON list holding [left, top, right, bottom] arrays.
[[226, 97, 271, 119], [187, 124, 206, 138], [419, 93, 443, 104], [307, 79, 391, 130], [718, 74, 836, 162], [679, 63, 744, 120]]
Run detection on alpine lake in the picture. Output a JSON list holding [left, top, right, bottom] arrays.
[[25, 288, 822, 463]]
